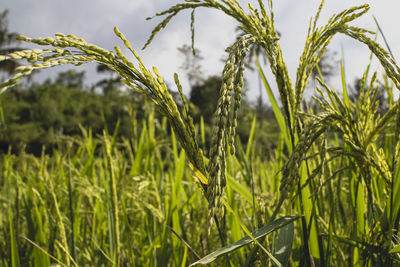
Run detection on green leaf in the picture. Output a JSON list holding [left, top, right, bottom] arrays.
[[391, 157, 400, 225], [389, 244, 400, 254], [340, 50, 350, 108], [274, 221, 294, 267], [256, 56, 291, 151], [227, 174, 252, 204], [373, 16, 397, 62], [245, 116, 256, 159], [355, 179, 366, 237], [9, 209, 20, 267], [189, 216, 301, 266], [299, 164, 320, 260]]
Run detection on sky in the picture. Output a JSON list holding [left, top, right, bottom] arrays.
[[3, 0, 400, 102]]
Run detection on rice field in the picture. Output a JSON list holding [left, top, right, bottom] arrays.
[[1, 0, 400, 266]]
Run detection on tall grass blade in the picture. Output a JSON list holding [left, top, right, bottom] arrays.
[[340, 49, 350, 108], [200, 116, 205, 149], [389, 244, 400, 254], [132, 123, 147, 176], [273, 221, 294, 267], [167, 225, 201, 260], [226, 174, 252, 204], [245, 117, 256, 159], [0, 98, 5, 129], [256, 56, 291, 151], [67, 158, 76, 263], [46, 172, 71, 266], [9, 209, 20, 267], [373, 16, 397, 63], [391, 151, 400, 226], [299, 164, 320, 262], [325, 210, 334, 267], [104, 131, 121, 267], [21, 235, 65, 266]]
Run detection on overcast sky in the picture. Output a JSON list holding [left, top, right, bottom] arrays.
[[3, 0, 400, 102]]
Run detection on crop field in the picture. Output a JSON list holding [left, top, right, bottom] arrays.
[[0, 0, 400, 266]]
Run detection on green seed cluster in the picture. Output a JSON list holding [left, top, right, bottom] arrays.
[[295, 3, 372, 128], [206, 34, 254, 226], [0, 33, 117, 94], [278, 111, 334, 204], [271, 0, 400, 209], [342, 29, 400, 90], [278, 75, 397, 208]]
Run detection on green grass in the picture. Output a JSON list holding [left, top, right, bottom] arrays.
[[1, 0, 400, 266], [0, 110, 268, 266]]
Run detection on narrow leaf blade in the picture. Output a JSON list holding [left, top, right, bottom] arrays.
[[274, 222, 295, 267], [189, 216, 301, 266], [389, 244, 400, 254], [256, 56, 290, 149]]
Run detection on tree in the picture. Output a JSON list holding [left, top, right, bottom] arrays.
[[177, 44, 204, 87], [0, 70, 135, 154], [95, 64, 123, 95], [349, 77, 387, 114], [311, 48, 338, 82], [55, 69, 85, 89], [0, 9, 21, 75], [189, 75, 222, 126]]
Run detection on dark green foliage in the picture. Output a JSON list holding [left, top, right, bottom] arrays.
[[95, 64, 123, 95], [189, 75, 221, 124], [178, 44, 204, 87], [54, 69, 85, 89], [350, 77, 388, 114], [311, 49, 338, 83], [0, 67, 278, 158], [0, 70, 136, 154], [0, 9, 21, 75]]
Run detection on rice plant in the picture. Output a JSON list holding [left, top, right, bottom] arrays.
[[1, 0, 400, 266]]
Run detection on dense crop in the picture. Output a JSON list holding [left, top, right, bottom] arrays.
[[1, 0, 400, 266]]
